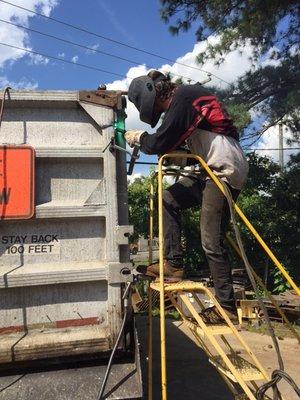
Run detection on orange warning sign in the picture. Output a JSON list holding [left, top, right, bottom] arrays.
[[0, 146, 35, 220]]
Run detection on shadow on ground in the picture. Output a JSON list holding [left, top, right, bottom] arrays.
[[136, 315, 232, 399], [0, 315, 232, 399]]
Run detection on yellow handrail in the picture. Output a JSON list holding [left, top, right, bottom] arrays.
[[148, 175, 155, 265], [147, 284, 153, 400], [147, 175, 155, 399], [158, 158, 167, 399]]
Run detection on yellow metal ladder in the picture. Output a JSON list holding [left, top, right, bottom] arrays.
[[148, 280, 270, 400], [146, 153, 299, 400]]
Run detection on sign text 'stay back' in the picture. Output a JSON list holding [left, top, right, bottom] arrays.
[[0, 234, 60, 255]]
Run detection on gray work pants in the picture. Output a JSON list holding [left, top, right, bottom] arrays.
[[163, 176, 239, 310]]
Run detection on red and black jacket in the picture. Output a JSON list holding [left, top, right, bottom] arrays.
[[139, 83, 239, 155]]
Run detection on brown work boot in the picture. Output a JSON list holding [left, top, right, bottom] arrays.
[[200, 306, 240, 328], [137, 260, 184, 282]]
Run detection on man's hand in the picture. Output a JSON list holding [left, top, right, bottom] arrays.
[[125, 130, 144, 147]]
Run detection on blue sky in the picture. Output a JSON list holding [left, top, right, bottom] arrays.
[[0, 0, 298, 177], [0, 0, 199, 89]]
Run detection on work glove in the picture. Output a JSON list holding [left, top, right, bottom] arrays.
[[125, 130, 145, 148]]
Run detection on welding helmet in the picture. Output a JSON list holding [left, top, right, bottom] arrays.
[[128, 71, 168, 128]]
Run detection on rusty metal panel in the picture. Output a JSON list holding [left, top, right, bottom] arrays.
[[0, 281, 108, 333], [78, 89, 123, 109]]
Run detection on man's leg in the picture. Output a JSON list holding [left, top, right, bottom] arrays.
[[163, 176, 205, 267], [200, 179, 239, 311]]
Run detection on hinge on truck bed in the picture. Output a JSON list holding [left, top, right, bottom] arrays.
[[115, 225, 133, 245], [107, 262, 133, 284], [78, 90, 124, 110]]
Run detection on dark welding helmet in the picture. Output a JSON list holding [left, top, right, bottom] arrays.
[[128, 72, 167, 128]]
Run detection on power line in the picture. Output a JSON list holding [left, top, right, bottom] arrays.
[[0, 43, 298, 151], [245, 147, 300, 151], [0, 42, 128, 79], [0, 18, 197, 83], [128, 148, 300, 167], [0, 0, 230, 85]]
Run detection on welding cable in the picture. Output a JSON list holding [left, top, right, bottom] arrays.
[[220, 181, 300, 400], [0, 86, 11, 130], [97, 281, 132, 400], [256, 369, 300, 399]]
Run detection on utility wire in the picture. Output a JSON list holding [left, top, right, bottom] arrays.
[[0, 18, 197, 83], [0, 42, 128, 79], [246, 147, 300, 151], [0, 0, 230, 85], [127, 147, 300, 166]]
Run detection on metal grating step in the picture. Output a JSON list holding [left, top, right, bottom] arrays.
[[185, 319, 232, 337], [150, 280, 206, 292], [209, 354, 265, 382]]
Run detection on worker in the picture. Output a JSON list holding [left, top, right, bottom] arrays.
[[125, 70, 248, 322]]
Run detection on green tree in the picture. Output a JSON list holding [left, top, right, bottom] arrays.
[[160, 0, 300, 141], [127, 173, 207, 271], [128, 175, 153, 241], [230, 152, 299, 292]]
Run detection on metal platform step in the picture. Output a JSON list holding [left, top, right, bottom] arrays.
[[150, 280, 206, 292], [149, 278, 269, 400], [209, 354, 265, 382], [185, 319, 232, 337]]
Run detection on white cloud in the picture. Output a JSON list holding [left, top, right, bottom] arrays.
[[106, 37, 255, 133], [106, 64, 152, 133], [0, 0, 59, 68], [106, 36, 254, 90], [36, 0, 59, 17], [127, 172, 143, 184], [27, 52, 49, 65], [71, 55, 79, 63], [85, 43, 100, 54], [0, 75, 38, 90], [253, 124, 299, 164], [58, 52, 65, 58], [160, 37, 254, 88], [260, 46, 281, 68]]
